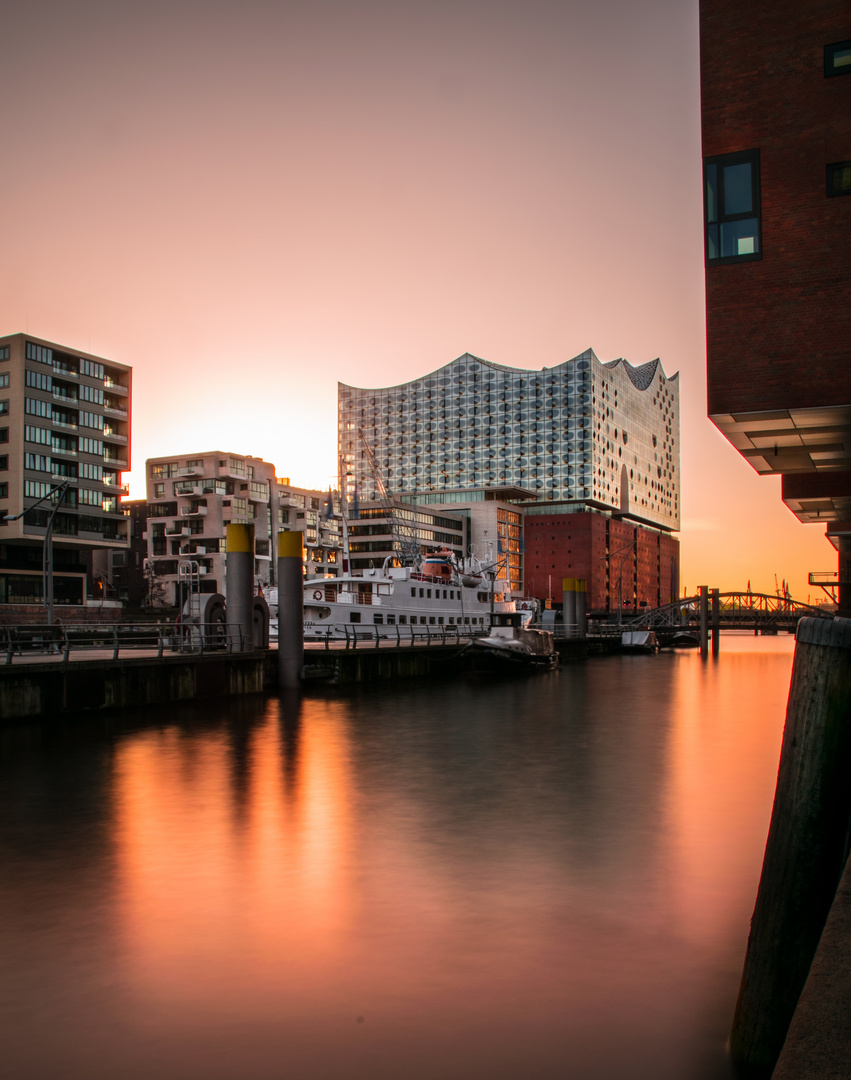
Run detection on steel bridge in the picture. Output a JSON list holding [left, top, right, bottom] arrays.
[[621, 592, 834, 636]]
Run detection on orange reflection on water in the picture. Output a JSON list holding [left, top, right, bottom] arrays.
[[665, 636, 794, 950], [112, 698, 355, 1014]]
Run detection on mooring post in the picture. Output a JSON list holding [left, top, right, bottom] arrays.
[[562, 577, 577, 637], [576, 579, 587, 639], [226, 524, 255, 652], [729, 616, 851, 1074], [699, 585, 709, 656], [711, 588, 720, 656], [277, 530, 304, 689]]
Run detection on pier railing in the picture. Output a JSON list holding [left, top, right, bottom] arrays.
[[303, 622, 490, 650], [2, 622, 246, 664]]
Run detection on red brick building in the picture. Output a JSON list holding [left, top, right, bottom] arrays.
[[523, 511, 679, 617], [701, 0, 851, 599]]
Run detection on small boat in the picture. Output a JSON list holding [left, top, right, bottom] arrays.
[[621, 630, 660, 652], [469, 612, 558, 671]]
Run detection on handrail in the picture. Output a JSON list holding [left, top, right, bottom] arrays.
[[1, 622, 246, 664], [304, 622, 490, 650]]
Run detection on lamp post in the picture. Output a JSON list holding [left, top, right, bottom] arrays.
[[601, 538, 637, 625], [4, 480, 70, 623]]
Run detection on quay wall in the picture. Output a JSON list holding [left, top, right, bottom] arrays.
[[1, 653, 265, 720], [1, 638, 622, 720]]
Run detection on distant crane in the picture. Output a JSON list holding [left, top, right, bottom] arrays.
[[357, 429, 421, 565]]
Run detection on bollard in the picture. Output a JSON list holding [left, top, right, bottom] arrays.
[[711, 587, 720, 656], [562, 577, 577, 637], [277, 530, 304, 689], [729, 617, 851, 1073], [226, 523, 255, 651], [699, 585, 709, 657], [575, 579, 587, 639]]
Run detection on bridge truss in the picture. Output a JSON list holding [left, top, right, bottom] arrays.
[[622, 593, 835, 633]]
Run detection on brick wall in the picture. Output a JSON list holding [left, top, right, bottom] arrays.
[[701, 0, 851, 416], [524, 513, 680, 615]]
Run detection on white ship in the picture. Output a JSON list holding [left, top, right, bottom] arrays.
[[267, 550, 518, 641]]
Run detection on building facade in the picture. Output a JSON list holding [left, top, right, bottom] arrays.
[[523, 508, 680, 615], [0, 333, 131, 610], [701, 0, 851, 597], [347, 502, 468, 573], [144, 452, 342, 605], [340, 351, 680, 604], [340, 350, 680, 531]]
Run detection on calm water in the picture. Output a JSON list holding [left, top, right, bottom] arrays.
[[0, 637, 796, 1080]]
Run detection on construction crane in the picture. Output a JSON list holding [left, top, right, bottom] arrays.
[[357, 428, 421, 565]]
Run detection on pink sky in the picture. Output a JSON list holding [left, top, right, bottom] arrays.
[[1, 0, 835, 600]]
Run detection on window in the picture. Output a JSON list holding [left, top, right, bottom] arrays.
[[704, 150, 761, 263], [0, 456, 7, 470], [0, 373, 8, 388], [80, 359, 104, 379], [26, 342, 53, 365], [0, 429, 7, 444], [825, 40, 851, 76], [0, 400, 8, 415], [0, 346, 9, 360], [827, 162, 851, 198], [25, 397, 51, 418], [0, 483, 6, 498]]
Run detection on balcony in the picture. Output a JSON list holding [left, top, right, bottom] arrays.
[[51, 443, 78, 458], [52, 387, 79, 403], [180, 545, 207, 556], [103, 452, 128, 469], [52, 363, 79, 380], [103, 378, 128, 396], [103, 403, 128, 419], [51, 418, 78, 431], [166, 525, 190, 537], [103, 427, 128, 445], [184, 505, 208, 517], [179, 465, 203, 477]]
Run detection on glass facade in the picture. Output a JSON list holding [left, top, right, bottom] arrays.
[[339, 350, 680, 532]]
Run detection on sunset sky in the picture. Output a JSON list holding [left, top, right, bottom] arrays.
[[2, 0, 835, 599]]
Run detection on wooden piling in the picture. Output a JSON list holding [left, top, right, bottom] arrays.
[[729, 616, 851, 1074], [711, 588, 720, 656], [699, 585, 709, 656]]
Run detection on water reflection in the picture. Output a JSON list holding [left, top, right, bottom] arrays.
[[0, 637, 794, 1079]]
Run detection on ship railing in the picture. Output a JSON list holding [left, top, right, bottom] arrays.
[[307, 622, 490, 650], [2, 622, 246, 664]]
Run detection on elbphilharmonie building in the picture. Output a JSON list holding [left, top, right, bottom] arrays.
[[339, 349, 680, 532]]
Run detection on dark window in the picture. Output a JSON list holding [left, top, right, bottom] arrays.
[[825, 40, 851, 76], [827, 161, 851, 197], [0, 429, 8, 444], [704, 150, 761, 263]]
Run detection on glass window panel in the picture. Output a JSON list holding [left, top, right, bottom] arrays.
[[705, 164, 717, 222], [707, 224, 719, 260], [722, 162, 752, 215], [720, 218, 759, 257]]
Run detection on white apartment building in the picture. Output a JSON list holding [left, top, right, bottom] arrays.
[[144, 451, 341, 606]]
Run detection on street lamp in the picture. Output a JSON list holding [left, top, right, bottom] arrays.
[[4, 480, 70, 624], [600, 538, 637, 625]]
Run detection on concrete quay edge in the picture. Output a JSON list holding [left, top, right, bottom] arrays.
[[772, 856, 851, 1080]]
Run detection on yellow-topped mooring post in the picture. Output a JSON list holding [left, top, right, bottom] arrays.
[[562, 578, 577, 636], [277, 530, 304, 689], [226, 523, 254, 652]]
